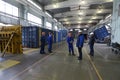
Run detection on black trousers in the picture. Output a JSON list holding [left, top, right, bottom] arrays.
[[89, 44, 94, 56], [78, 47, 83, 59], [40, 44, 45, 54]]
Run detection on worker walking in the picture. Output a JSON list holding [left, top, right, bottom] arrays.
[[67, 32, 75, 56], [76, 30, 84, 60], [47, 32, 53, 53], [88, 32, 95, 56], [40, 32, 46, 54]]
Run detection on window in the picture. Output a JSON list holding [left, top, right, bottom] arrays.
[[0, 0, 18, 17], [46, 22, 52, 29], [27, 13, 42, 25]]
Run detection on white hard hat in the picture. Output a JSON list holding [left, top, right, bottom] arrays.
[[90, 32, 94, 35], [78, 30, 82, 33]]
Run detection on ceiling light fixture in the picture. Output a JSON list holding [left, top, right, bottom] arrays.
[[80, 6, 89, 9], [78, 21, 81, 24], [92, 16, 97, 19], [88, 21, 92, 23], [66, 22, 70, 24], [78, 12, 83, 15], [109, 0, 113, 2], [64, 19, 68, 21], [53, 4, 58, 8], [97, 9, 102, 13], [77, 25, 81, 28], [81, 0, 86, 4]]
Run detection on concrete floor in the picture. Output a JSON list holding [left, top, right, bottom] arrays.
[[0, 41, 120, 80]]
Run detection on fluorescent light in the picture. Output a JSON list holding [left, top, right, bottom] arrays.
[[27, 0, 42, 10], [64, 19, 68, 21], [78, 12, 83, 15], [81, 0, 86, 4], [45, 12, 52, 18], [92, 16, 97, 19], [53, 4, 58, 8], [97, 9, 102, 13], [77, 25, 81, 28], [80, 6, 89, 9], [85, 25, 89, 27], [88, 21, 92, 23], [78, 21, 81, 23], [66, 22, 70, 24], [109, 0, 113, 1]]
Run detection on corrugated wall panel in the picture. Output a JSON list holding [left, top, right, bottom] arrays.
[[112, 0, 120, 44]]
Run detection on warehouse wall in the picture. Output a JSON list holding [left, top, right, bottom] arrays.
[[0, 0, 65, 31], [112, 0, 120, 44]]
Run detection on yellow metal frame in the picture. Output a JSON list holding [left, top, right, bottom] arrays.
[[0, 25, 23, 57]]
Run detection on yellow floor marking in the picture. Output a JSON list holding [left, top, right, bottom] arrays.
[[75, 46, 92, 80], [83, 48, 103, 80], [0, 60, 20, 71], [10, 54, 52, 80], [23, 49, 39, 54]]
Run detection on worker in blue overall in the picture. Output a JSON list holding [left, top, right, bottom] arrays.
[[40, 32, 46, 54], [47, 32, 53, 53], [88, 32, 95, 56], [76, 30, 84, 60], [67, 32, 75, 56]]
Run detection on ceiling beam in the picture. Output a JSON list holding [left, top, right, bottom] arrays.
[[59, 16, 103, 21], [54, 9, 112, 17], [62, 20, 98, 24], [45, 0, 113, 10]]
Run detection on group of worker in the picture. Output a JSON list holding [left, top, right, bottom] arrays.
[[40, 32, 53, 54], [67, 31, 95, 60], [40, 30, 95, 60]]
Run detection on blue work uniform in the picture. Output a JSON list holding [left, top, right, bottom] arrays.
[[40, 35, 46, 54], [89, 36, 95, 56], [47, 35, 53, 53], [76, 34, 84, 60], [67, 36, 74, 55]]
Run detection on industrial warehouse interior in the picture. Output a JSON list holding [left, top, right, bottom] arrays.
[[0, 0, 120, 80]]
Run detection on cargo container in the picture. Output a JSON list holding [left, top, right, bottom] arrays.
[[94, 26, 109, 41], [22, 26, 41, 48]]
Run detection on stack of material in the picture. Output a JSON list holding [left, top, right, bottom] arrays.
[[22, 26, 41, 48], [0, 25, 23, 54]]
